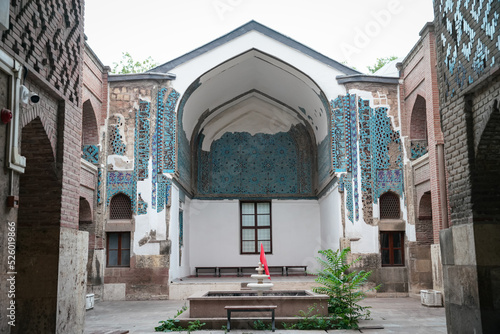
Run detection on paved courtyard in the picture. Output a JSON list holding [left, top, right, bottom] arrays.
[[84, 297, 446, 334]]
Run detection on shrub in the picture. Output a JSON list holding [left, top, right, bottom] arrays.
[[312, 248, 379, 329]]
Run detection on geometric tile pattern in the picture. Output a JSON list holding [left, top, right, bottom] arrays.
[[197, 129, 313, 197], [137, 193, 148, 215], [411, 141, 428, 160], [82, 145, 99, 164], [109, 125, 126, 155], [370, 107, 403, 202], [153, 88, 179, 212], [349, 94, 359, 221], [156, 175, 171, 213], [134, 101, 151, 181], [106, 171, 136, 213], [330, 95, 404, 223], [97, 167, 103, 204], [331, 97, 347, 172], [156, 88, 180, 174]]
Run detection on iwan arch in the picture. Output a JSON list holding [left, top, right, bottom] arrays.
[[102, 21, 432, 300]]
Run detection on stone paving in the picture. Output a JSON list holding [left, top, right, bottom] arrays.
[[84, 297, 446, 334]]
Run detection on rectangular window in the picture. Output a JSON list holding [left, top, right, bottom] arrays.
[[381, 231, 404, 266], [107, 232, 130, 267], [241, 201, 272, 254]]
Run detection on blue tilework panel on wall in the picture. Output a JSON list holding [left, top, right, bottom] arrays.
[[197, 129, 313, 197], [109, 125, 126, 155], [107, 171, 136, 212], [82, 145, 99, 164], [137, 193, 148, 215], [97, 167, 102, 204], [436, 1, 500, 99], [156, 88, 180, 174], [331, 95, 404, 223], [317, 137, 331, 186], [331, 97, 347, 172], [134, 101, 150, 181]]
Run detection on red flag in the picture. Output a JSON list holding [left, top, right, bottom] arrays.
[[260, 243, 271, 280]]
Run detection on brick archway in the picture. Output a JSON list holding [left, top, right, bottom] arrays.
[[416, 191, 433, 245], [15, 117, 61, 333], [473, 99, 500, 222]]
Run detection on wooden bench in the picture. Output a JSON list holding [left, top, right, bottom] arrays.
[[239, 266, 285, 276], [285, 265, 307, 276], [225, 305, 277, 332], [218, 266, 240, 276], [195, 267, 217, 277]]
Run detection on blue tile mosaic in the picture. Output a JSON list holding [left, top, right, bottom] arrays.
[[109, 125, 126, 155], [197, 127, 313, 197], [330, 95, 404, 223], [411, 141, 428, 160], [82, 145, 99, 164], [106, 171, 136, 212], [137, 193, 148, 215], [134, 101, 150, 181]]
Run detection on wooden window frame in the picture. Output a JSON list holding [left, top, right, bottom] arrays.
[[240, 201, 272, 255], [106, 232, 130, 267], [381, 231, 405, 267]]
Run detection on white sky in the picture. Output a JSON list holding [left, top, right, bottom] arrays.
[[84, 0, 435, 74]]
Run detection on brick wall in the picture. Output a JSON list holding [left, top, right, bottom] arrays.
[[400, 23, 448, 243], [434, 1, 500, 226], [434, 2, 500, 332], [1, 0, 84, 106]]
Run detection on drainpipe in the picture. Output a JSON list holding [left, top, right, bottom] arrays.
[[437, 144, 449, 229]]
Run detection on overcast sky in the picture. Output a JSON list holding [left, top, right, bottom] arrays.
[[84, 0, 435, 74]]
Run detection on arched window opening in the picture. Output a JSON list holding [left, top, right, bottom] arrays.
[[410, 95, 428, 160], [380, 192, 400, 219], [109, 193, 132, 220]]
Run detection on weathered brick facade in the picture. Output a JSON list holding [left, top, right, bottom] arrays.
[[433, 1, 500, 332], [0, 1, 88, 333], [398, 23, 448, 296]]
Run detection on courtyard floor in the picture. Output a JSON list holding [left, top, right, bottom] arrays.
[[84, 296, 446, 334]]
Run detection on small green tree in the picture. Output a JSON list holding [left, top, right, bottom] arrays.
[[367, 56, 398, 73], [112, 52, 158, 74], [312, 248, 379, 329]]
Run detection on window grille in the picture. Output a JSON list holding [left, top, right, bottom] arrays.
[[380, 192, 400, 219], [109, 193, 132, 219]]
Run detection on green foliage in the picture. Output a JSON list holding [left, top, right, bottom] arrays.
[[155, 305, 206, 332], [253, 319, 272, 330], [155, 318, 182, 332], [282, 305, 334, 330], [312, 248, 379, 329], [112, 52, 158, 74], [367, 56, 398, 73], [187, 320, 206, 332]]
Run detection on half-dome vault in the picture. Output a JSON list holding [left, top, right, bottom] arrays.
[[157, 22, 356, 198]]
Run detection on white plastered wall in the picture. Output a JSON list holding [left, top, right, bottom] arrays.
[[169, 184, 193, 280], [318, 182, 343, 251], [182, 199, 321, 278]]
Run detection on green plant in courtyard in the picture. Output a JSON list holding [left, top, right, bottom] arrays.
[[282, 305, 334, 330], [155, 305, 206, 332], [312, 248, 379, 329], [253, 319, 272, 330], [187, 320, 206, 332]]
